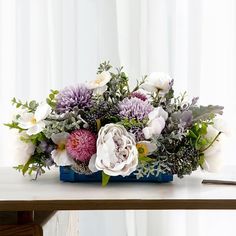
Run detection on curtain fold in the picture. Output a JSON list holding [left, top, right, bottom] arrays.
[[1, 0, 236, 235]]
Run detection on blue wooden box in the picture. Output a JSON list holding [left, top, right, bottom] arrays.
[[60, 166, 173, 183]]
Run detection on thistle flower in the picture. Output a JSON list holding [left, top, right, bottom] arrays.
[[118, 97, 153, 121], [56, 85, 92, 113], [66, 129, 97, 163]]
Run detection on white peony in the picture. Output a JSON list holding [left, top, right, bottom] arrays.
[[143, 107, 168, 139], [202, 125, 223, 172], [14, 132, 35, 165], [51, 132, 75, 166], [18, 103, 51, 135], [142, 72, 172, 94], [89, 123, 138, 176], [88, 71, 111, 95]]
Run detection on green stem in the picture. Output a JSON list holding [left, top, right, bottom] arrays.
[[201, 131, 222, 152]]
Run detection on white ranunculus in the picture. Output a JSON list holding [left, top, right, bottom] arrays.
[[142, 107, 168, 139], [51, 132, 74, 166], [89, 123, 138, 176], [202, 125, 223, 172], [18, 103, 52, 135], [142, 72, 172, 94], [14, 132, 35, 165], [88, 71, 111, 95]]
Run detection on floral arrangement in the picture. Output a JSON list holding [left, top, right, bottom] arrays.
[[5, 62, 224, 185]]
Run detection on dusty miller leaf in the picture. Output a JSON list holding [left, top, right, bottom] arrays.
[[191, 105, 224, 122]]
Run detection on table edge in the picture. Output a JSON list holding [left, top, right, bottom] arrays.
[[1, 199, 236, 211]]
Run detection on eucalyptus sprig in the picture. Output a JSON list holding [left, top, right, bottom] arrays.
[[46, 89, 59, 109], [11, 97, 38, 112]]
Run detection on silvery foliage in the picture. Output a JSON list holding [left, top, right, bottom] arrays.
[[43, 108, 87, 138], [134, 158, 171, 179], [191, 105, 224, 122]]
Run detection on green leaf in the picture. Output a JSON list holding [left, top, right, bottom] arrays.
[[199, 154, 205, 166], [188, 130, 198, 139], [200, 123, 207, 135], [49, 94, 54, 100], [29, 100, 37, 109], [4, 122, 24, 131], [96, 119, 101, 131], [102, 172, 110, 187], [22, 158, 34, 175], [139, 156, 154, 163]]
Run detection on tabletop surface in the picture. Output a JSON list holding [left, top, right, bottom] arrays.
[[1, 167, 236, 211]]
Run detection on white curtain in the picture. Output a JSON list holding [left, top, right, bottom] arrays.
[[1, 0, 236, 235]]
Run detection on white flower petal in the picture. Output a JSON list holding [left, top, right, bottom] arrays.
[[137, 141, 157, 154], [93, 85, 108, 95], [213, 117, 229, 135], [88, 71, 111, 89], [143, 127, 152, 139], [14, 134, 35, 165], [202, 150, 223, 172], [157, 107, 168, 121], [51, 149, 74, 166], [141, 83, 156, 93], [150, 117, 165, 135], [35, 103, 52, 121], [18, 113, 35, 129], [95, 123, 138, 176], [88, 154, 99, 173], [26, 122, 45, 135], [205, 125, 219, 141], [142, 72, 171, 93], [51, 132, 69, 145], [148, 107, 168, 121]]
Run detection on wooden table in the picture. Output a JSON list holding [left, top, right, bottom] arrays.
[[1, 167, 236, 235]]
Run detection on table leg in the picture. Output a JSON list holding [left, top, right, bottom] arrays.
[[17, 211, 34, 224], [0, 211, 56, 236]]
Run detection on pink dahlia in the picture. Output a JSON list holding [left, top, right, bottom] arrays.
[[66, 129, 97, 163]]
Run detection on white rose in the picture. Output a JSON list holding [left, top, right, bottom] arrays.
[[142, 72, 172, 94], [89, 123, 138, 176], [14, 132, 35, 165], [202, 125, 223, 172], [88, 71, 111, 95], [143, 107, 168, 139]]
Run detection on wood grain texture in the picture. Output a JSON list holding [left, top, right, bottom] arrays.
[[0, 224, 43, 236], [1, 199, 236, 211]]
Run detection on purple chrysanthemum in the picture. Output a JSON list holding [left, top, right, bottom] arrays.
[[118, 97, 153, 121], [130, 91, 147, 101], [56, 85, 92, 113]]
